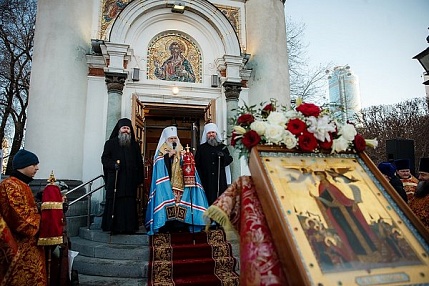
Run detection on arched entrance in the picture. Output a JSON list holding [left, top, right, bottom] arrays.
[[131, 95, 214, 224]]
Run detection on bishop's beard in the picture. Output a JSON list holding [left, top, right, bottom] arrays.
[[118, 133, 131, 147], [207, 137, 219, 147], [415, 180, 429, 198]]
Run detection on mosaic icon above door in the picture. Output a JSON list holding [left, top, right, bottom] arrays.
[[148, 33, 202, 83]]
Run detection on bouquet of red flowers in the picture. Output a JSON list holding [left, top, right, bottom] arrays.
[[231, 100, 377, 159]]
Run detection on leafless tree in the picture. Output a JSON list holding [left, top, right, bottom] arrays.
[[356, 97, 429, 173], [286, 17, 332, 105], [0, 0, 36, 174]]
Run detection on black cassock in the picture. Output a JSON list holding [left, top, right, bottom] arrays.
[[101, 136, 144, 233], [195, 142, 233, 205]]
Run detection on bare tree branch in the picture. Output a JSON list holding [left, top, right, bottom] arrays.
[[356, 97, 429, 174], [0, 0, 36, 174], [286, 17, 333, 105]]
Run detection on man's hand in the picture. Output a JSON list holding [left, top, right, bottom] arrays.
[[114, 163, 120, 170], [217, 151, 224, 157], [169, 149, 177, 157]]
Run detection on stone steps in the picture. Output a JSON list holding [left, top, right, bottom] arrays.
[[71, 227, 149, 280], [71, 236, 149, 260], [78, 274, 145, 286], [73, 255, 147, 278], [70, 226, 240, 285]]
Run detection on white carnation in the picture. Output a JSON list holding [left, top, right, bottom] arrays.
[[265, 124, 284, 144], [339, 123, 357, 141], [284, 110, 300, 121], [306, 115, 336, 142], [267, 111, 287, 126], [250, 120, 267, 136]]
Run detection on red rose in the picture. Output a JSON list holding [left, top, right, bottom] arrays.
[[298, 131, 318, 152], [287, 118, 307, 135], [318, 133, 333, 150], [237, 114, 255, 126], [296, 103, 321, 117], [353, 134, 366, 152], [242, 130, 261, 149], [318, 140, 333, 151], [261, 103, 275, 118], [263, 103, 274, 112]]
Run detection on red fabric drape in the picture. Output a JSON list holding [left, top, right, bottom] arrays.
[[205, 176, 287, 285]]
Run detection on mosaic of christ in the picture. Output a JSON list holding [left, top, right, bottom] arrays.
[[148, 34, 201, 83]]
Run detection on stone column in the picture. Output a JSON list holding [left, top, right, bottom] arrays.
[[105, 72, 127, 139], [25, 0, 93, 180], [223, 81, 242, 182], [245, 0, 290, 107]]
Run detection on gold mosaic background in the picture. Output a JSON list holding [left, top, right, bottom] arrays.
[[100, 0, 131, 39], [216, 5, 241, 41], [147, 33, 202, 83]]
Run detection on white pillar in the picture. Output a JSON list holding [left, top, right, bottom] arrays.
[[223, 82, 242, 182], [26, 0, 94, 180], [245, 0, 290, 108], [104, 72, 127, 139]]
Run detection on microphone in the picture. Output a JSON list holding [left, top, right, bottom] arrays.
[[171, 142, 177, 158]]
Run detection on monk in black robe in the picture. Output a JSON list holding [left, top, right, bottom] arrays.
[[101, 118, 144, 234], [195, 123, 233, 205]]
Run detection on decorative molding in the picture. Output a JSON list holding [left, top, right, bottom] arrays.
[[89, 68, 105, 77], [223, 81, 242, 101], [105, 72, 127, 93], [215, 4, 241, 42], [100, 0, 131, 39]]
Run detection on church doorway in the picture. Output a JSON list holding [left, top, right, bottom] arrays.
[[131, 95, 214, 225], [143, 103, 207, 158]]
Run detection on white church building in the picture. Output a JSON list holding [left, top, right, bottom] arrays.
[[25, 0, 290, 213]]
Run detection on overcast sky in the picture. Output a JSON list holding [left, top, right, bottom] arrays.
[[286, 0, 429, 108]]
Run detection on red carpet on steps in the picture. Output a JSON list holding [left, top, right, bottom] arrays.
[[148, 229, 239, 285]]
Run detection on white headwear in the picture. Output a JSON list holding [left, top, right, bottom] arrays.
[[154, 126, 180, 159], [200, 123, 231, 184], [201, 123, 223, 144]]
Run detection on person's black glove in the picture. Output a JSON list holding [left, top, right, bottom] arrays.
[[114, 163, 120, 170], [63, 201, 69, 213], [36, 202, 42, 213], [217, 151, 224, 157]]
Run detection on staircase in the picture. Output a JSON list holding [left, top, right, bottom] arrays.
[[70, 226, 240, 286]]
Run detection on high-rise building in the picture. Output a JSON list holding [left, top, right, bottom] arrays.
[[327, 65, 362, 123]]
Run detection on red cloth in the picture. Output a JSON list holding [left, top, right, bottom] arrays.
[[182, 151, 196, 187], [0, 176, 47, 286], [38, 184, 64, 246], [205, 176, 287, 286], [0, 215, 18, 260]]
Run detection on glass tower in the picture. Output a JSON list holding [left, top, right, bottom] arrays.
[[328, 65, 362, 123]]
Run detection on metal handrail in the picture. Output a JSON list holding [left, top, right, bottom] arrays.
[[64, 174, 104, 197], [65, 174, 105, 228], [69, 185, 105, 206]]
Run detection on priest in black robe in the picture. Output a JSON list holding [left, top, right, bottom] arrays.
[[195, 123, 233, 205], [101, 118, 144, 234]]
